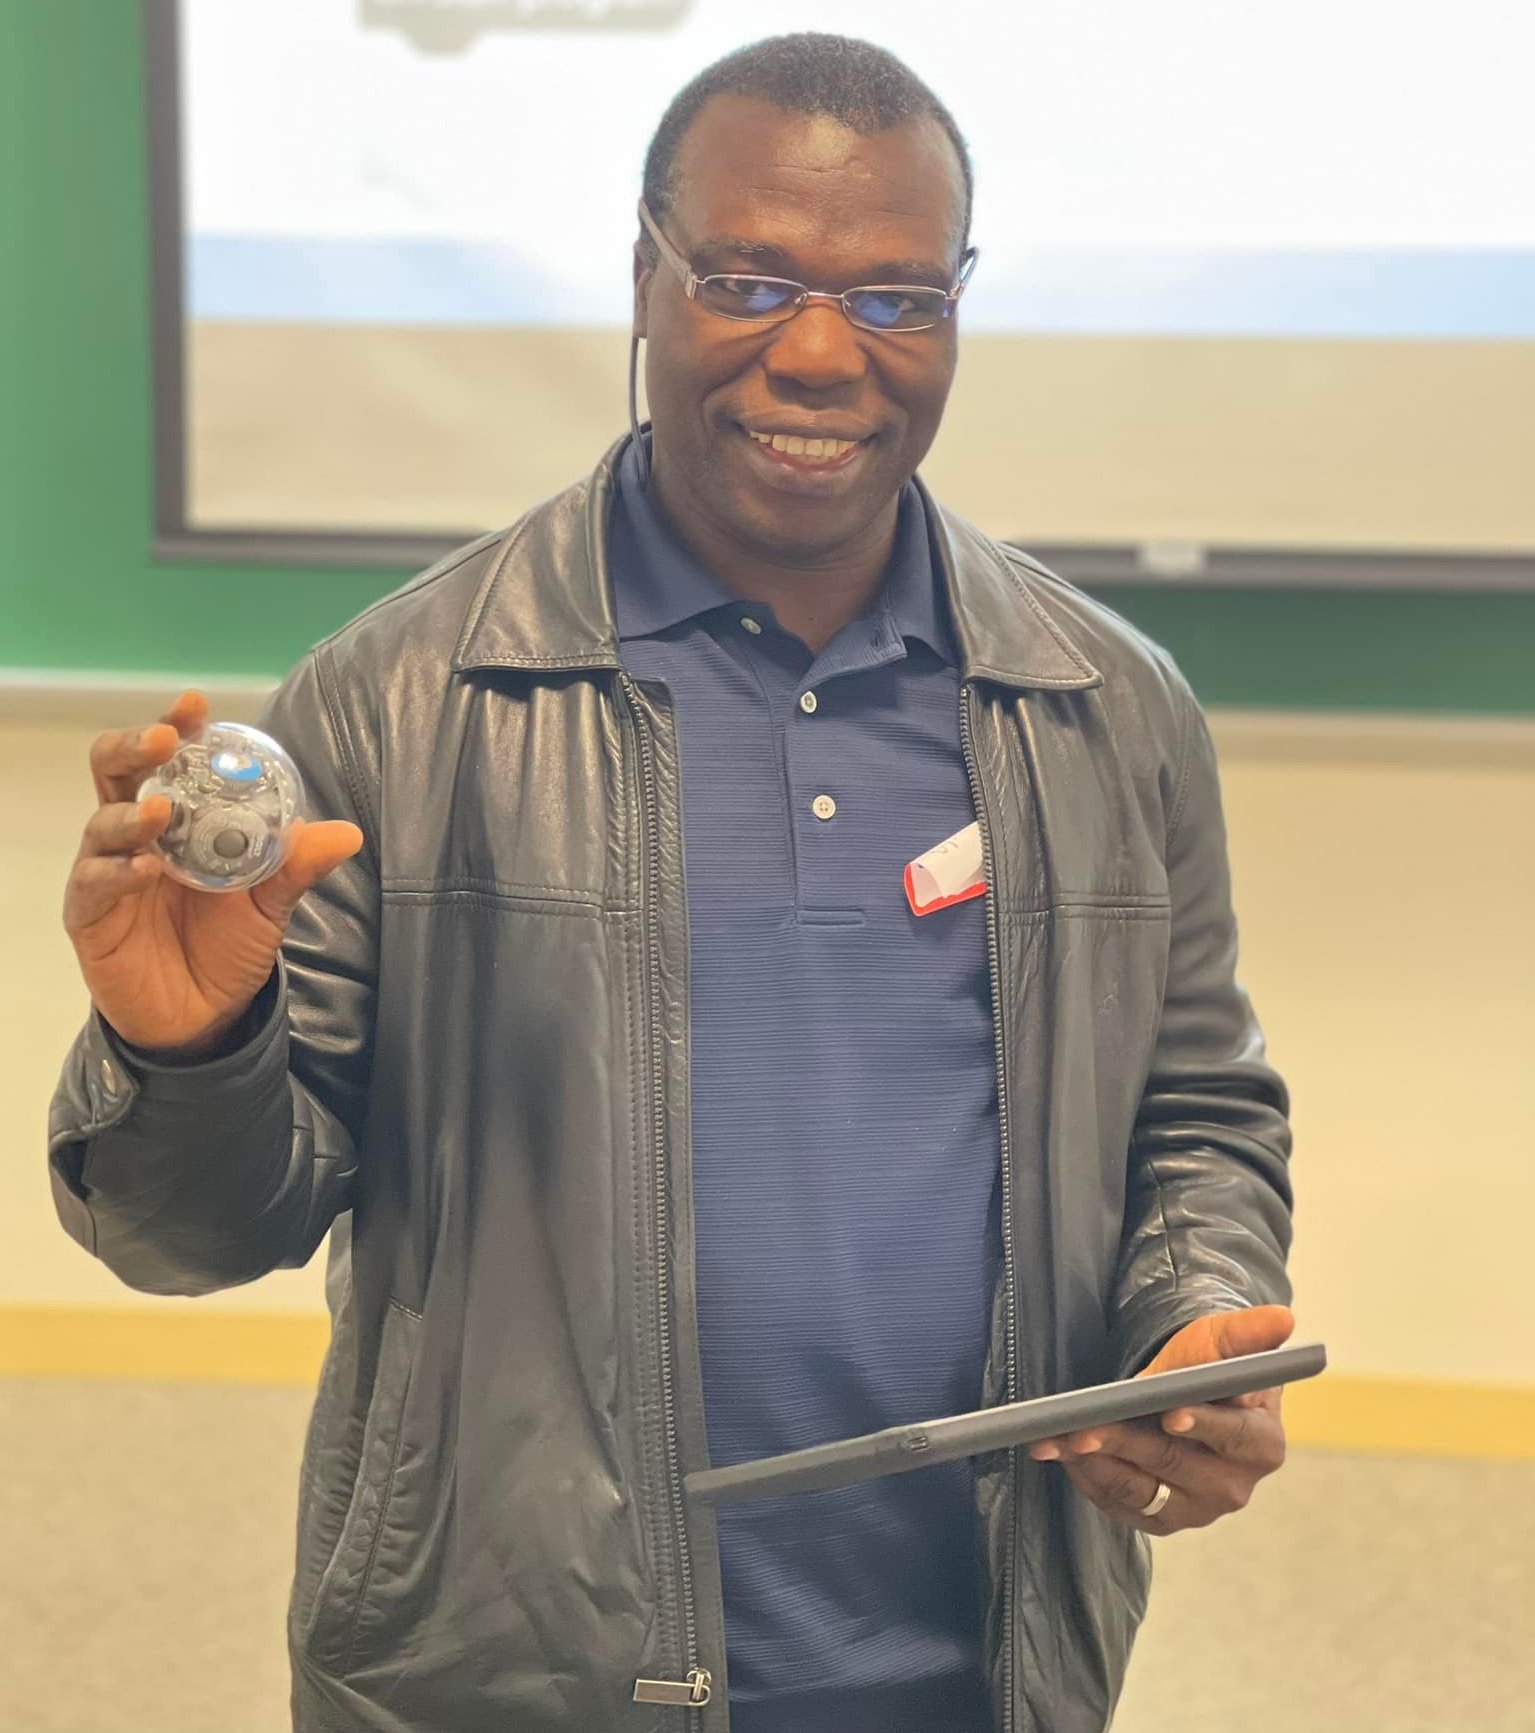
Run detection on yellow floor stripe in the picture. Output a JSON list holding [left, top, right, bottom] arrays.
[[1283, 1372, 1535, 1462], [4, 1307, 1534, 1460], [2, 1306, 329, 1387]]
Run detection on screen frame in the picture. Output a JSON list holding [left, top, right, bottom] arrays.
[[143, 0, 1535, 591]]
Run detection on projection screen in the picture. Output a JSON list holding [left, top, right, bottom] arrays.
[[149, 0, 1535, 587]]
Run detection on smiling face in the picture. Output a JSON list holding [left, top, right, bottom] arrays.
[[634, 93, 969, 570]]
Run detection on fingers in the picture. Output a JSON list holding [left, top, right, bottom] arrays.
[[79, 797, 173, 861], [1058, 1452, 1183, 1532], [157, 689, 210, 733], [67, 808, 363, 942], [1032, 1391, 1284, 1473], [1032, 1416, 1188, 1478], [248, 819, 365, 929], [1024, 1306, 1297, 1535], [1164, 1388, 1272, 1415], [1159, 1395, 1286, 1471], [1060, 1434, 1258, 1532], [65, 798, 174, 935], [88, 691, 209, 807], [89, 724, 178, 807], [64, 850, 165, 933], [1038, 1405, 1284, 1535]]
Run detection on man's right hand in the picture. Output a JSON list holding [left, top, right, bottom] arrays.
[[64, 690, 365, 1059]]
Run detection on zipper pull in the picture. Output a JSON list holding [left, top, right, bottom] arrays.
[[633, 1667, 713, 1706]]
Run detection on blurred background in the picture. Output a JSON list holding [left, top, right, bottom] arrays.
[[2, 2, 1532, 1728]]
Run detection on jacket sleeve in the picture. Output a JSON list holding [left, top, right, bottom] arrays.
[[1108, 682, 1295, 1378], [46, 645, 378, 1297]]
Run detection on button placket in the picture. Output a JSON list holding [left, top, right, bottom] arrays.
[[789, 683, 841, 906], [783, 644, 879, 911]]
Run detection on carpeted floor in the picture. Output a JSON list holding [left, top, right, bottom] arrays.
[[2, 1377, 1531, 1732]]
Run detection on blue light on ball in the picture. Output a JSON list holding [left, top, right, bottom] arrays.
[[211, 751, 263, 784]]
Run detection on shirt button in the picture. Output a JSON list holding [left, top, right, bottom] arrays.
[[798, 690, 819, 715], [811, 794, 837, 821], [740, 616, 763, 636]]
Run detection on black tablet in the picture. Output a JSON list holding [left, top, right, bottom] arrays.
[[686, 1340, 1326, 1507]]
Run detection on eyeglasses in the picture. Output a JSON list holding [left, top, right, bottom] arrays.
[[637, 199, 978, 334]]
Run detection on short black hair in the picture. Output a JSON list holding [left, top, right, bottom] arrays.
[[639, 33, 973, 261]]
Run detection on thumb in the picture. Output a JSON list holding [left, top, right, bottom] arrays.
[[250, 818, 365, 929], [1208, 1303, 1295, 1361], [1143, 1303, 1295, 1376]]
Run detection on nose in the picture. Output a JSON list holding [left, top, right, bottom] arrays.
[[761, 299, 868, 392]]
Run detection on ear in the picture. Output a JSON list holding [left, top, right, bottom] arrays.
[[633, 242, 655, 339]]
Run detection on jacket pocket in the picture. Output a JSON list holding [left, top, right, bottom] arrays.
[[289, 1272, 360, 1639], [302, 1298, 421, 1675]]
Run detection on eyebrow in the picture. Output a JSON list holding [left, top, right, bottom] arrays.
[[693, 234, 954, 290]]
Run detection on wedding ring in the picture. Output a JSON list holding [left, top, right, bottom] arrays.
[[1139, 1480, 1173, 1518]]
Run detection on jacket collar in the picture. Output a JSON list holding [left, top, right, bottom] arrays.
[[452, 431, 1102, 693]]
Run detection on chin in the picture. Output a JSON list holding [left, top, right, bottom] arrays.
[[733, 499, 874, 561]]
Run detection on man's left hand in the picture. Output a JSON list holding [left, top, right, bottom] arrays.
[[1028, 1304, 1295, 1535]]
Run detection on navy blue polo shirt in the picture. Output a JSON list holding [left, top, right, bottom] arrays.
[[611, 440, 1001, 1733]]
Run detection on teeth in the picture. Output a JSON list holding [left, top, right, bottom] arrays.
[[747, 430, 860, 461]]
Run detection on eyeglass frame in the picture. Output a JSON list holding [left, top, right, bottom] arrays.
[[636, 198, 979, 334]]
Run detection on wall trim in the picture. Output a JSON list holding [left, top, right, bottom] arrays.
[[0, 669, 276, 725], [1206, 706, 1535, 768], [5, 1306, 1533, 1460]]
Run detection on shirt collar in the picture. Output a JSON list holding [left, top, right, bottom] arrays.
[[611, 435, 957, 666]]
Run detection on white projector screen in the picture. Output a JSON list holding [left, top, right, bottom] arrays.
[[158, 0, 1535, 581]]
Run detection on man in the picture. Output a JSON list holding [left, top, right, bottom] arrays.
[[51, 33, 1294, 1733]]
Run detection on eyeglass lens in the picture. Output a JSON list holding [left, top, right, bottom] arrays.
[[696, 275, 950, 331]]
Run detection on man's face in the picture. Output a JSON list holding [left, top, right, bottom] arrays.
[[634, 94, 969, 565]]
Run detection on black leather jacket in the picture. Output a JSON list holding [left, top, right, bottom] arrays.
[[49, 435, 1293, 1732]]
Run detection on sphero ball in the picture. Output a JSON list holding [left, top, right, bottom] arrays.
[[138, 722, 303, 892]]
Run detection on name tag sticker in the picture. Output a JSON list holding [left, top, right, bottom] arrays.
[[904, 822, 987, 916]]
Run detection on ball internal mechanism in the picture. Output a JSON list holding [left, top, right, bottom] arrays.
[[138, 722, 304, 891]]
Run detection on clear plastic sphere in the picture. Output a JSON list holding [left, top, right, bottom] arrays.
[[138, 722, 304, 892]]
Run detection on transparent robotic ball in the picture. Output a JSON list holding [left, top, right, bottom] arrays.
[[138, 722, 304, 891]]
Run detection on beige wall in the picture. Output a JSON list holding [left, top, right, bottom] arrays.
[[1211, 712, 1535, 1386], [4, 689, 1533, 1386]]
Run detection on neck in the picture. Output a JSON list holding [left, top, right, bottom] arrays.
[[646, 466, 900, 657]]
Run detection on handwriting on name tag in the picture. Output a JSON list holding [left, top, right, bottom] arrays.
[[904, 822, 987, 916]]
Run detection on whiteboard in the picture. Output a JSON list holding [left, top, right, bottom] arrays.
[[160, 0, 1535, 578]]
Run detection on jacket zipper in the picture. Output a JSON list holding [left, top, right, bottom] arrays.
[[634, 1670, 714, 1708], [960, 683, 1021, 1733], [621, 674, 708, 1721]]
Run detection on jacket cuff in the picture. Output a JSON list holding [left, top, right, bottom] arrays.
[[99, 970, 284, 1091], [48, 969, 288, 1236]]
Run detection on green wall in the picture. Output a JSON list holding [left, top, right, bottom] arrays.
[[3, 2, 1532, 710]]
